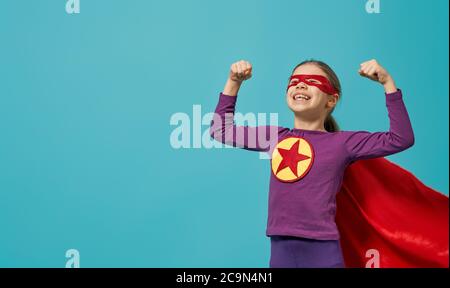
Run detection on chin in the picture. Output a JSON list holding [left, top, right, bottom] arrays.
[[288, 106, 307, 114], [288, 104, 317, 117], [287, 102, 309, 112]]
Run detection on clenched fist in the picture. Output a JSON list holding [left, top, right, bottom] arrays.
[[222, 60, 253, 96], [359, 59, 397, 93], [359, 59, 392, 84], [229, 60, 252, 82]]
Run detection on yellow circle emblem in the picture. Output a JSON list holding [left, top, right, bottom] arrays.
[[271, 137, 314, 182]]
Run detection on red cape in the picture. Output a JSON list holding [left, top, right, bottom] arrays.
[[336, 157, 449, 268]]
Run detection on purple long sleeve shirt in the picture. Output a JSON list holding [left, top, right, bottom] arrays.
[[209, 89, 414, 240]]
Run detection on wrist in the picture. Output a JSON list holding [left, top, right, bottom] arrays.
[[223, 78, 242, 96], [383, 76, 397, 94], [227, 77, 243, 86]]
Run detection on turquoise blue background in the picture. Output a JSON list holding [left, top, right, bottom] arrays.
[[0, 0, 448, 267]]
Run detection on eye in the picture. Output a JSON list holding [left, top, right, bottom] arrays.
[[307, 79, 321, 84], [290, 80, 299, 84]]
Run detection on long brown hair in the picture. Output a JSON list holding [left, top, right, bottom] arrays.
[[290, 60, 341, 132]]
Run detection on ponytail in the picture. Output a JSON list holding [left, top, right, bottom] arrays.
[[325, 114, 340, 132]]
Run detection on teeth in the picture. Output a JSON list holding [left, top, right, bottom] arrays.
[[293, 94, 310, 100]]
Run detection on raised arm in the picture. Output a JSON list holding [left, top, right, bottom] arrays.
[[209, 60, 279, 152], [343, 60, 415, 162]]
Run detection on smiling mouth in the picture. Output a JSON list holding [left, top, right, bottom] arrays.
[[292, 93, 311, 102]]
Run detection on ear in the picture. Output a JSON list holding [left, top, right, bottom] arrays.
[[333, 93, 340, 102], [327, 93, 339, 108]]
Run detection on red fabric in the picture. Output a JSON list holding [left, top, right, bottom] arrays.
[[336, 157, 449, 268], [287, 74, 338, 95]]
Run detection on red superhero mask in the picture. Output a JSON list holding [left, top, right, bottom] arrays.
[[287, 74, 338, 95]]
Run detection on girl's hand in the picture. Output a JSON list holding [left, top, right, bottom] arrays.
[[229, 60, 252, 83], [222, 60, 252, 96], [359, 59, 397, 93]]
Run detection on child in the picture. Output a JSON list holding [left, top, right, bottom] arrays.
[[209, 59, 415, 268]]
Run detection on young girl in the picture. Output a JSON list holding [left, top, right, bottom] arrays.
[[209, 59, 415, 268]]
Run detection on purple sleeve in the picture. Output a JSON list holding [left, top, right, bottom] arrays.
[[209, 92, 280, 153], [342, 89, 415, 162]]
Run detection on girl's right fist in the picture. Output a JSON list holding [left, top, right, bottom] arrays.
[[229, 60, 252, 82]]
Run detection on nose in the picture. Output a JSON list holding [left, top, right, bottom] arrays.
[[295, 82, 308, 89]]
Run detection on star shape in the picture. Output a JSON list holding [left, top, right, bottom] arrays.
[[275, 140, 311, 177]]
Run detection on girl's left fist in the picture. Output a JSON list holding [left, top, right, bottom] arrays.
[[358, 59, 392, 85]]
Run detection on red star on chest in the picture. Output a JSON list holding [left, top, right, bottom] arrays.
[[275, 140, 311, 177]]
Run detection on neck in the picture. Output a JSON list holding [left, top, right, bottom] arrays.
[[293, 114, 327, 132]]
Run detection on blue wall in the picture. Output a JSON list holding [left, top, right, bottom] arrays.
[[0, 0, 448, 267]]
